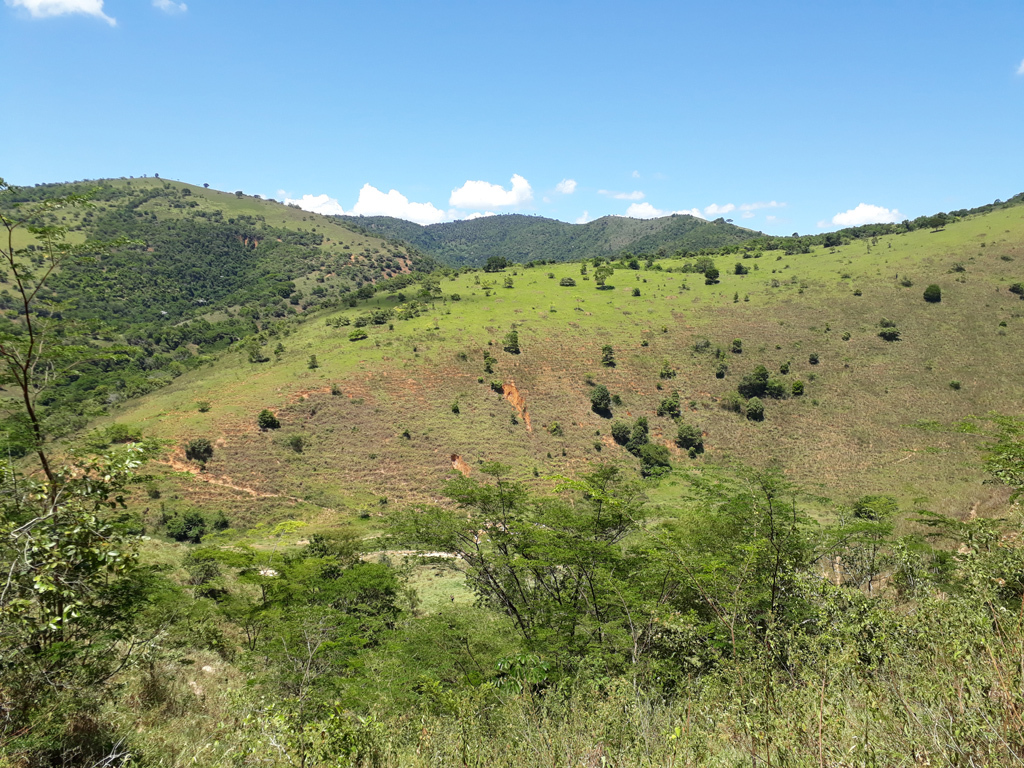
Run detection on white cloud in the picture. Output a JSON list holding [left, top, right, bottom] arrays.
[[632, 170, 641, 179], [283, 193, 346, 217], [7, 0, 115, 24], [351, 184, 446, 225], [624, 202, 704, 219], [449, 174, 532, 209], [766, 215, 779, 223], [831, 203, 903, 227], [153, 0, 187, 13], [703, 203, 736, 217], [741, 211, 755, 219], [738, 201, 784, 211], [599, 189, 645, 200], [575, 210, 591, 224], [1017, 58, 1024, 76], [461, 211, 496, 221], [555, 178, 577, 195]]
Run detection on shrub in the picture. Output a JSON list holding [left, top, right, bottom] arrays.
[[657, 391, 681, 418], [1009, 283, 1024, 298], [808, 353, 820, 365], [721, 392, 745, 413], [307, 354, 319, 369], [627, 417, 650, 456], [878, 328, 901, 342], [638, 443, 671, 477], [715, 362, 728, 378], [451, 401, 460, 414], [559, 277, 576, 287], [590, 384, 612, 414], [286, 434, 305, 453], [503, 329, 521, 354], [257, 409, 281, 430], [923, 284, 942, 303], [704, 267, 720, 285], [632, 287, 641, 297], [491, 380, 504, 393], [660, 361, 677, 379], [731, 339, 743, 354], [610, 421, 631, 445], [737, 365, 770, 398], [949, 380, 962, 391], [450, 293, 462, 301], [880, 317, 897, 328], [675, 422, 703, 453], [196, 400, 211, 412], [734, 262, 748, 275], [601, 345, 616, 367], [504, 276, 514, 289], [746, 397, 765, 421], [792, 380, 805, 396], [548, 422, 563, 437], [693, 338, 712, 353], [184, 437, 214, 465], [779, 361, 790, 375], [841, 331, 851, 341], [348, 328, 368, 341], [765, 378, 787, 399]]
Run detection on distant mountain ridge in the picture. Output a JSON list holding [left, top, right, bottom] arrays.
[[336, 212, 762, 267]]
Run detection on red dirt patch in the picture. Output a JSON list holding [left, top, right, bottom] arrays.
[[501, 380, 532, 431]]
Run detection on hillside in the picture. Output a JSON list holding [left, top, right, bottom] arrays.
[[338, 210, 762, 266], [0, 178, 436, 442], [100, 199, 1024, 529]]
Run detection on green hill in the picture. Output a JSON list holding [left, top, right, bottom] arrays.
[[339, 211, 762, 266]]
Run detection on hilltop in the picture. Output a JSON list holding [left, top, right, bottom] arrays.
[[338, 210, 762, 267]]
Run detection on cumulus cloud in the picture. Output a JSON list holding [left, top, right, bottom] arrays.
[[831, 203, 903, 227], [461, 211, 496, 221], [7, 0, 115, 24], [703, 203, 736, 217], [450, 174, 532, 209], [153, 0, 187, 12], [741, 211, 755, 219], [555, 178, 577, 195], [599, 189, 645, 200], [632, 170, 641, 178], [575, 210, 591, 224], [351, 184, 446, 225], [283, 193, 346, 217], [625, 202, 704, 219], [1018, 58, 1024, 76]]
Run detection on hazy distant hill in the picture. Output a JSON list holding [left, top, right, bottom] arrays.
[[337, 212, 762, 266]]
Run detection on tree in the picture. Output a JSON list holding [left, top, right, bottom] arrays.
[[503, 328, 521, 354], [746, 397, 765, 421], [0, 180, 158, 761], [676, 422, 704, 454], [590, 384, 611, 414], [307, 354, 319, 369], [258, 409, 281, 430], [185, 436, 214, 464], [601, 345, 616, 367], [559, 276, 576, 286], [704, 267, 720, 285], [923, 284, 942, 303], [638, 443, 671, 476], [484, 256, 509, 273], [504, 275, 514, 289]]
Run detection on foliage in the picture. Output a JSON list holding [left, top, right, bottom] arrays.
[[558, 276, 576, 286], [745, 396, 765, 421], [923, 283, 942, 302], [589, 384, 611, 414], [600, 344, 615, 367], [502, 328, 520, 354], [185, 436, 214, 464], [257, 409, 281, 430], [675, 422, 704, 453]]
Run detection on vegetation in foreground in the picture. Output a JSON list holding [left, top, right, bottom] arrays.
[[3, 180, 1024, 766]]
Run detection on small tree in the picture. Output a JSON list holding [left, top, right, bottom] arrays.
[[185, 437, 214, 465], [923, 284, 942, 303], [792, 380, 805, 396], [746, 397, 765, 421], [601, 345, 616, 367], [258, 409, 281, 430], [676, 422, 704, 453], [504, 275, 514, 289], [559, 276, 576, 287], [307, 354, 319, 369], [638, 443, 671, 477], [503, 329, 521, 354], [590, 384, 612, 415], [731, 339, 743, 354], [611, 421, 631, 445], [632, 287, 641, 297], [704, 267, 720, 285]]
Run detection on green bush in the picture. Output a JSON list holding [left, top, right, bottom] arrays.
[[610, 421, 631, 445], [503, 329, 521, 354], [657, 391, 681, 419], [632, 287, 641, 297], [638, 443, 671, 476], [792, 380, 805, 396], [590, 384, 612, 414], [348, 328, 368, 341], [715, 362, 728, 378], [1009, 283, 1024, 298], [765, 378, 787, 399], [600, 345, 615, 367], [675, 422, 703, 453], [746, 397, 765, 421], [808, 352, 820, 364], [559, 277, 576, 287], [196, 400, 211, 412], [949, 380, 961, 391], [878, 328, 901, 342], [548, 422, 563, 436], [923, 284, 942, 302], [257, 409, 281, 430], [731, 339, 743, 354], [184, 437, 213, 464], [659, 361, 677, 379], [737, 365, 770, 398]]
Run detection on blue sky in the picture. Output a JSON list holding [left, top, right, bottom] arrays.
[[4, 0, 1024, 234]]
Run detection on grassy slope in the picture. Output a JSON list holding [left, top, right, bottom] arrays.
[[108, 204, 1024, 535]]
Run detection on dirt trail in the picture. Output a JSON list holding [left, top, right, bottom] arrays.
[[501, 380, 532, 431], [451, 454, 472, 475], [158, 455, 282, 498]]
